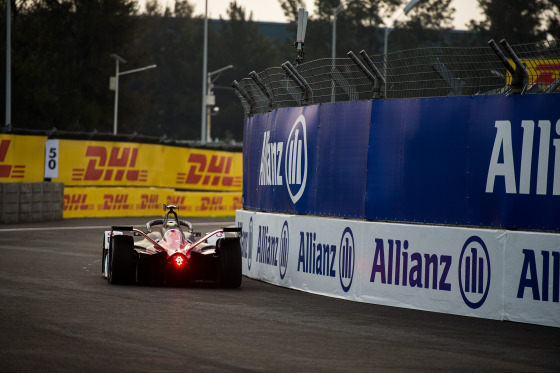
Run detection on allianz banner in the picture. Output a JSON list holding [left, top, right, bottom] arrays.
[[245, 94, 560, 231], [237, 210, 560, 327], [243, 102, 371, 217], [366, 94, 560, 231], [53, 139, 242, 191]]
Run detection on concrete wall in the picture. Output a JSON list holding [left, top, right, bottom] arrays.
[[0, 183, 64, 224]]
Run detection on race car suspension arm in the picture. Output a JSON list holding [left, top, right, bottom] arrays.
[[187, 227, 241, 251], [110, 225, 241, 253]]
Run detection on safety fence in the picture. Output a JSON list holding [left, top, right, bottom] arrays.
[[233, 39, 560, 117]]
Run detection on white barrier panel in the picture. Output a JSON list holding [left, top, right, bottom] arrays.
[[360, 222, 504, 321], [236, 210, 560, 327], [504, 232, 560, 327]]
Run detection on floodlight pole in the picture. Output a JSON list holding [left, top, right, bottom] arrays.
[[111, 54, 156, 135], [5, 0, 11, 127], [201, 0, 209, 144], [206, 64, 233, 143], [383, 0, 421, 98]]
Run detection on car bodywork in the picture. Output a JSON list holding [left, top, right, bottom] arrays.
[[102, 204, 242, 287]]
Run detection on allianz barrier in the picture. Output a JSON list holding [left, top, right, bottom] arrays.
[[244, 94, 560, 231], [236, 210, 560, 328]]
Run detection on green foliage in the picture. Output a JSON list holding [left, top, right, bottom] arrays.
[[468, 0, 560, 43]]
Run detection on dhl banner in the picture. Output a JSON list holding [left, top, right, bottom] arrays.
[[506, 59, 559, 88], [53, 139, 242, 191], [0, 134, 46, 182], [63, 187, 242, 218]]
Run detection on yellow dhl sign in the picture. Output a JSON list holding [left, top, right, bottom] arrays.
[[54, 139, 242, 191], [507, 59, 560, 88], [63, 187, 242, 218], [0, 134, 46, 182]]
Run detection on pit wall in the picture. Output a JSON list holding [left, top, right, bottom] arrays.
[[0, 134, 242, 220], [236, 210, 560, 328], [241, 93, 560, 328]]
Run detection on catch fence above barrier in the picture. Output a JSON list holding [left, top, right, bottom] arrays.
[[233, 39, 560, 117]]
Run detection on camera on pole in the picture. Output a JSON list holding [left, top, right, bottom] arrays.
[[293, 7, 308, 66]]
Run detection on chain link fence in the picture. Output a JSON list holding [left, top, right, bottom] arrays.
[[233, 39, 560, 117]]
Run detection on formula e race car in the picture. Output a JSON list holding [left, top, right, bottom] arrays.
[[102, 204, 242, 287]]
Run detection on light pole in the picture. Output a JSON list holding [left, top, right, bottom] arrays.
[[5, 0, 11, 127], [331, 2, 344, 102], [200, 0, 209, 144], [206, 64, 233, 143], [110, 54, 156, 135], [383, 0, 421, 97]]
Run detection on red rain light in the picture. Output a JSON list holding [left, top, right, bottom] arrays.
[[175, 256, 184, 266]]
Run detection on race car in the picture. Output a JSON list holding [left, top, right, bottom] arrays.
[[102, 204, 242, 287]]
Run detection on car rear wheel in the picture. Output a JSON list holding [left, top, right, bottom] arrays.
[[217, 237, 242, 288], [109, 235, 136, 285]]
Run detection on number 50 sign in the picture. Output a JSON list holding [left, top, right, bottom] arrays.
[[44, 139, 59, 179]]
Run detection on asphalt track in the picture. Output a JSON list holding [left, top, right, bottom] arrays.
[[1, 217, 559, 372]]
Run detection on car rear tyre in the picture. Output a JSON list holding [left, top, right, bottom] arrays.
[[217, 237, 242, 288], [109, 235, 136, 285]]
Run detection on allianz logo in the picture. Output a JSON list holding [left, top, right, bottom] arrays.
[[258, 114, 308, 204]]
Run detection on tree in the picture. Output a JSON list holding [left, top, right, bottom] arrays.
[[390, 0, 456, 50], [0, 0, 139, 131], [277, 0, 457, 60], [280, 0, 306, 22], [210, 1, 283, 141], [468, 0, 560, 43]]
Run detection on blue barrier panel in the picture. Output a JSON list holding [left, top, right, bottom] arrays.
[[244, 94, 560, 231], [365, 97, 470, 224], [243, 106, 320, 214], [365, 94, 560, 231], [314, 102, 371, 218], [243, 102, 370, 217], [468, 94, 560, 230]]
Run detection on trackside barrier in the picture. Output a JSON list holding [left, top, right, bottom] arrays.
[[0, 134, 243, 220], [236, 210, 560, 328], [244, 94, 560, 231], [64, 187, 241, 218], [51, 139, 242, 191], [0, 182, 64, 223]]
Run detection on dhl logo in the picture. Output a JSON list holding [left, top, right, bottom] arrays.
[[136, 194, 159, 210], [199, 196, 225, 211], [98, 194, 133, 210], [198, 196, 243, 211], [232, 196, 243, 210], [507, 59, 560, 87], [177, 153, 242, 188], [72, 146, 148, 182], [64, 194, 94, 211], [0, 139, 25, 179], [166, 196, 186, 207]]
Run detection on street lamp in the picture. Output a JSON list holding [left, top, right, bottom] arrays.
[[383, 0, 421, 97], [200, 0, 209, 144], [110, 54, 156, 135], [206, 64, 233, 143], [331, 2, 344, 102], [5, 0, 11, 127]]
